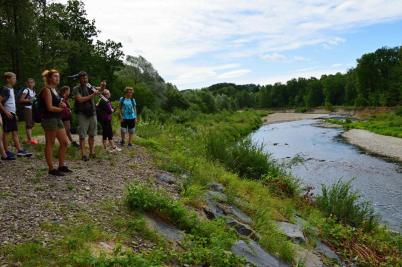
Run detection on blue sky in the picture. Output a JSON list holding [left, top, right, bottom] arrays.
[[62, 1, 402, 89]]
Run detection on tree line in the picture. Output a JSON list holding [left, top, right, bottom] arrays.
[[1, 0, 401, 118]]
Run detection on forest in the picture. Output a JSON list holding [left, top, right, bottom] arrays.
[[1, 0, 401, 116]]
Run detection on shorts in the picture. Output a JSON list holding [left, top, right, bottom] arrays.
[[24, 108, 34, 129], [1, 113, 18, 133], [100, 120, 113, 140], [77, 114, 97, 139], [121, 119, 136, 134], [41, 118, 64, 131]]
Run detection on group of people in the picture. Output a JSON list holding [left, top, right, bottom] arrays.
[[0, 70, 138, 176]]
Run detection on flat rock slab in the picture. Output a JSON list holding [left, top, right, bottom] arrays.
[[295, 247, 323, 267], [315, 240, 340, 262], [231, 240, 289, 267], [144, 214, 184, 243], [220, 204, 253, 225], [275, 221, 306, 243], [208, 182, 225, 192], [155, 173, 177, 184], [226, 218, 259, 240]]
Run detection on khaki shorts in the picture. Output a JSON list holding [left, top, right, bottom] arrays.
[[24, 108, 34, 129], [41, 118, 64, 131], [77, 114, 97, 139]]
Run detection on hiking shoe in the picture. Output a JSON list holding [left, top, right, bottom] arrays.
[[58, 166, 73, 173], [6, 151, 15, 158], [82, 155, 89, 162], [128, 143, 133, 148], [49, 169, 65, 176], [1, 155, 16, 160], [71, 141, 80, 148], [17, 149, 33, 157]]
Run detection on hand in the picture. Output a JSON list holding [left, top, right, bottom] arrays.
[[92, 89, 100, 95], [5, 112, 13, 119], [59, 102, 67, 108]]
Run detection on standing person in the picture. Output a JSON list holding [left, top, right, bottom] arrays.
[[40, 69, 71, 176], [19, 78, 38, 145], [97, 89, 121, 152], [59, 86, 79, 148], [119, 87, 137, 148], [73, 71, 99, 161], [0, 72, 32, 158], [97, 80, 107, 94]]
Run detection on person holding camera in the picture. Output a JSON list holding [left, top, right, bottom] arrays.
[[73, 71, 99, 161]]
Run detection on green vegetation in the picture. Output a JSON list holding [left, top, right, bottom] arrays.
[[327, 108, 402, 138], [317, 179, 379, 231]]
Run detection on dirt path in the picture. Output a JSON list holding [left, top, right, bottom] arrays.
[[0, 142, 179, 246], [342, 129, 402, 162], [263, 112, 330, 124]]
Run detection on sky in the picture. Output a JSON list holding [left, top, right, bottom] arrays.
[[57, 0, 402, 89]]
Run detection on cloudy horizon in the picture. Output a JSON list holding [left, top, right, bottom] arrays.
[[56, 0, 402, 89]]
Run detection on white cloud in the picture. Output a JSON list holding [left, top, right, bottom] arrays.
[[262, 53, 287, 62], [56, 0, 402, 88], [218, 69, 251, 79]]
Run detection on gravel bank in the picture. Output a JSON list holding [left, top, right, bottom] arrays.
[[342, 129, 402, 162], [263, 112, 330, 124]]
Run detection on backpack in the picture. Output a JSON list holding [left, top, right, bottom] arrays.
[[119, 97, 135, 115], [32, 90, 44, 123]]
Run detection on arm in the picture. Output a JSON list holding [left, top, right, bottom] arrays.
[[19, 90, 32, 104], [0, 93, 12, 119], [75, 92, 97, 103], [43, 88, 64, 113]]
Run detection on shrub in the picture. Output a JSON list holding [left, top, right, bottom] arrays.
[[316, 179, 379, 231], [263, 175, 300, 197], [394, 106, 402, 116]]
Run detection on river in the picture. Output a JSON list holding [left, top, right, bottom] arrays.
[[250, 118, 402, 231]]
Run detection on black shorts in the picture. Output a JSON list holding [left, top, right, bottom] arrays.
[[1, 113, 18, 133], [121, 119, 136, 130], [100, 120, 113, 140]]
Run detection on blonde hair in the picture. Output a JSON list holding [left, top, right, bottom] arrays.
[[124, 86, 134, 94], [42, 69, 59, 86], [3, 72, 16, 81]]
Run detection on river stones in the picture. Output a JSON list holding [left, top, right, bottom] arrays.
[[144, 214, 184, 243], [275, 221, 306, 243], [231, 240, 289, 267]]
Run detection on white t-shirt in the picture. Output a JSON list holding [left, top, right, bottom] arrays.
[[22, 88, 36, 109], [1, 86, 16, 114]]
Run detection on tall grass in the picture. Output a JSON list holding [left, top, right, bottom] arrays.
[[316, 179, 379, 231]]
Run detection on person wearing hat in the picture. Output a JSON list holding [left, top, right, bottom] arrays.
[[72, 71, 99, 161]]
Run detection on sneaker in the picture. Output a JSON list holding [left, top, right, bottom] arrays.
[[6, 151, 15, 158], [17, 149, 33, 157], [71, 141, 80, 148], [128, 143, 133, 148], [1, 155, 16, 160], [113, 146, 122, 152], [28, 139, 38, 145], [58, 166, 73, 173], [48, 169, 65, 176], [82, 155, 89, 162]]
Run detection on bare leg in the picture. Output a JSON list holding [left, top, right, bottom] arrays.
[[63, 121, 73, 143], [12, 131, 22, 151], [26, 128, 32, 142], [102, 140, 107, 149], [55, 128, 68, 167], [88, 136, 95, 155], [2, 132, 8, 152], [121, 130, 125, 144], [0, 131, 6, 158], [128, 133, 133, 144], [44, 130, 57, 171], [79, 138, 86, 157]]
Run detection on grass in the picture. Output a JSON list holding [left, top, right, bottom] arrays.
[[316, 179, 379, 231], [327, 108, 402, 138]]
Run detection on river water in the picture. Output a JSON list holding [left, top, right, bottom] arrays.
[[250, 119, 402, 230]]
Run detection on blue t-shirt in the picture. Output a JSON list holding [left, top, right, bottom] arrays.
[[120, 97, 137, 120]]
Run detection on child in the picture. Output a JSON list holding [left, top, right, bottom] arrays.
[[97, 89, 121, 152], [0, 72, 32, 158], [59, 86, 79, 147], [19, 78, 38, 145], [119, 87, 137, 147]]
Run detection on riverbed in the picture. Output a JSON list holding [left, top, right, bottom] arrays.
[[251, 119, 402, 230]]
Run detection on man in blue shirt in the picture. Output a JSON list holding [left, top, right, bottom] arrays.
[[119, 87, 137, 147]]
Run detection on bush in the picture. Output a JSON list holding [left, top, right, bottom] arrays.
[[394, 106, 402, 116], [316, 179, 379, 231], [263, 175, 300, 197]]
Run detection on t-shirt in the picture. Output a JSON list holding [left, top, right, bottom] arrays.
[[0, 86, 16, 114], [120, 97, 137, 120], [73, 84, 96, 116], [22, 88, 36, 109]]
